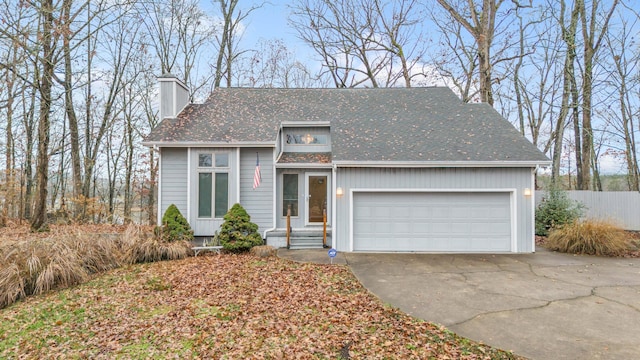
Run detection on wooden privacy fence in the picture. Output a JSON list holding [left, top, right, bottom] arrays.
[[535, 191, 640, 230]]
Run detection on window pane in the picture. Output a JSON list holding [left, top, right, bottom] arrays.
[[283, 174, 298, 216], [199, 154, 212, 167], [198, 173, 212, 217], [215, 173, 229, 218], [285, 133, 327, 144], [215, 153, 229, 167]]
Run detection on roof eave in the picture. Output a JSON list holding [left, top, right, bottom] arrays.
[[332, 160, 552, 168], [275, 163, 333, 169], [141, 141, 276, 148]]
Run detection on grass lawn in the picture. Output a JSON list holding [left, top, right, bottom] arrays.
[[0, 253, 523, 359]]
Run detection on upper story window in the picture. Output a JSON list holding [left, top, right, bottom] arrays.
[[286, 133, 328, 145], [199, 153, 229, 168]]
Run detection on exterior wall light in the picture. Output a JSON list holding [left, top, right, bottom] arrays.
[[523, 188, 532, 197], [336, 187, 344, 197]]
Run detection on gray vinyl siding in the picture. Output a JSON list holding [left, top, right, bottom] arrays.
[[159, 81, 174, 120], [240, 148, 275, 235], [160, 148, 188, 222], [335, 167, 535, 253], [159, 78, 189, 120]]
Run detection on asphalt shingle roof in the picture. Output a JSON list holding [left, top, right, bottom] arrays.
[[145, 87, 549, 163], [278, 152, 332, 164]]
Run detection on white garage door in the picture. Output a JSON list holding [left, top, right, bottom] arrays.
[[353, 192, 512, 252]]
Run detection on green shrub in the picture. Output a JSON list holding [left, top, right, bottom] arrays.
[[159, 204, 194, 242], [545, 220, 630, 256], [218, 204, 263, 253], [535, 188, 585, 236]]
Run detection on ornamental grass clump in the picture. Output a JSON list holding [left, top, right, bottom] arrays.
[[546, 220, 631, 256], [0, 228, 123, 309], [0, 223, 194, 310], [121, 224, 193, 264], [218, 204, 263, 253]]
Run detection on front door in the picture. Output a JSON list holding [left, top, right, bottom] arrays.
[[306, 174, 328, 224]]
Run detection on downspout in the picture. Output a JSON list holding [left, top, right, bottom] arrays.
[[186, 148, 192, 221], [236, 148, 240, 204], [331, 163, 337, 249], [156, 145, 162, 226], [263, 131, 283, 240], [531, 165, 538, 252]]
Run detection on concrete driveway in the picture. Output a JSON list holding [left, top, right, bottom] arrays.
[[344, 248, 640, 360]]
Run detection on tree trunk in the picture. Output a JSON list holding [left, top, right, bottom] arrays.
[[552, 0, 580, 186], [31, 0, 56, 231]]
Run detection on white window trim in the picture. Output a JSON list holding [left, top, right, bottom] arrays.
[[195, 150, 231, 220], [281, 173, 301, 219]]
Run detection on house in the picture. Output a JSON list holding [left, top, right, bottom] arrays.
[[143, 74, 550, 253]]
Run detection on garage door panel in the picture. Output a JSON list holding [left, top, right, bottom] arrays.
[[353, 192, 511, 252]]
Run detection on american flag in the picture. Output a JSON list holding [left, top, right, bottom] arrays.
[[253, 153, 261, 189]]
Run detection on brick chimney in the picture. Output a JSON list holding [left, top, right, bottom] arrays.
[[158, 73, 190, 120]]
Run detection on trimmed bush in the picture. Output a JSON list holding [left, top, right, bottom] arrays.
[[218, 204, 263, 253], [546, 220, 630, 256], [535, 188, 584, 236], [159, 204, 194, 242]]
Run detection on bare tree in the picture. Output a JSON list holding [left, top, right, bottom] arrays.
[[290, 0, 426, 88], [138, 0, 216, 99], [507, 8, 561, 154], [428, 9, 479, 101], [436, 0, 502, 104], [241, 39, 318, 88], [575, 0, 619, 190], [602, 12, 640, 190], [213, 0, 263, 88], [31, 0, 59, 231], [551, 0, 580, 185]]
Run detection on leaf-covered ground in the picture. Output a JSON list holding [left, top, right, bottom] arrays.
[[1, 254, 522, 359]]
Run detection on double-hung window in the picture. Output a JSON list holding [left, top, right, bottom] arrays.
[[197, 153, 229, 218]]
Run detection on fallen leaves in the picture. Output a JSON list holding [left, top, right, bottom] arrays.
[[1, 254, 522, 359]]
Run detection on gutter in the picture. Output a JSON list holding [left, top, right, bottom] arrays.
[[141, 141, 276, 148], [331, 160, 552, 168]]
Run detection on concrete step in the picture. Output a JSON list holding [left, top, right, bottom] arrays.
[[289, 236, 326, 249]]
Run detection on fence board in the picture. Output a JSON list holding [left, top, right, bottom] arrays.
[[536, 191, 640, 230]]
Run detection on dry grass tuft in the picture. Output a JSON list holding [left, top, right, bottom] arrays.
[[250, 245, 276, 258], [546, 219, 631, 256], [0, 223, 193, 309], [120, 225, 193, 264], [0, 264, 25, 308]]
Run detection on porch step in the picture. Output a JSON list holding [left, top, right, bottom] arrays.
[[289, 236, 326, 250], [265, 228, 331, 249]]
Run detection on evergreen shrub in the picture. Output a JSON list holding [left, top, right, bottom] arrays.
[[218, 204, 263, 253], [535, 188, 584, 236], [159, 204, 194, 242]]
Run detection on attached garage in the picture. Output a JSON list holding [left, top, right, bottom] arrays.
[[352, 191, 513, 252]]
